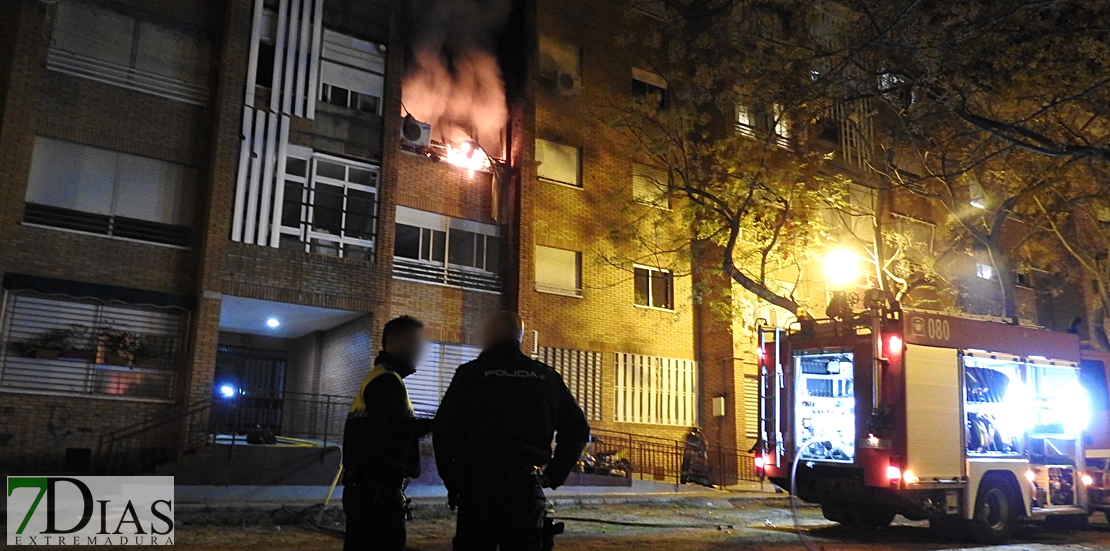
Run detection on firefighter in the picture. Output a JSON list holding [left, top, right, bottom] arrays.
[[343, 315, 433, 551], [434, 311, 590, 551]]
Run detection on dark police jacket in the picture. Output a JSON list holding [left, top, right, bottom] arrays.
[[434, 340, 590, 490], [343, 352, 431, 483]]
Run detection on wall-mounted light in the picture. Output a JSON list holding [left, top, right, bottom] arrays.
[[218, 384, 237, 399], [266, 318, 280, 328]]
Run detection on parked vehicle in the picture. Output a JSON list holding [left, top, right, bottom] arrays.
[[755, 300, 1110, 544], [578, 436, 632, 478]]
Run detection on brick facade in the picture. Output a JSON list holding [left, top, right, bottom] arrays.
[[0, 0, 1078, 477]]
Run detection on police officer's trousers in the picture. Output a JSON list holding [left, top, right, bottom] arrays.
[[343, 477, 406, 551], [453, 476, 546, 551]]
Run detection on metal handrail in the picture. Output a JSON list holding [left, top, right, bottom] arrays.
[[589, 428, 760, 485]]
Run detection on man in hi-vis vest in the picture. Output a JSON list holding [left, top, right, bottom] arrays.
[[343, 315, 433, 551]]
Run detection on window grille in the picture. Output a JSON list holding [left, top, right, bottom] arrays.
[[614, 353, 697, 426], [538, 346, 603, 421]]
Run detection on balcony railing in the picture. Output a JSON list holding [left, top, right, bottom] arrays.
[[46, 49, 209, 106], [393, 257, 501, 293]]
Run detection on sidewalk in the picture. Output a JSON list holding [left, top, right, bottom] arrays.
[[175, 478, 785, 509]]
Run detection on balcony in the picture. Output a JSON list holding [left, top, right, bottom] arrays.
[[393, 257, 501, 293]]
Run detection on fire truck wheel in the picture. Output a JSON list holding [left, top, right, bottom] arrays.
[[968, 476, 1019, 544]]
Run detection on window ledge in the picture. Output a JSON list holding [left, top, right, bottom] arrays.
[[634, 304, 675, 313], [539, 178, 583, 191], [535, 287, 583, 298], [22, 222, 192, 251]]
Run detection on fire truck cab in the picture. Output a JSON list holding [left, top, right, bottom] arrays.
[[756, 306, 1109, 544]]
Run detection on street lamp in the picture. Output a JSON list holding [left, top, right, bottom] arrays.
[[823, 249, 861, 286]]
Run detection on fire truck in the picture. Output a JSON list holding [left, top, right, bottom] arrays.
[[755, 297, 1110, 544]]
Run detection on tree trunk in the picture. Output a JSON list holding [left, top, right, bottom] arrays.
[[985, 242, 1017, 321], [1095, 304, 1110, 352]]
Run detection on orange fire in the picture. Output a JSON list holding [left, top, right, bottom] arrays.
[[444, 140, 492, 171]]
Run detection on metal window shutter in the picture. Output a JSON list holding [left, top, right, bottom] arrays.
[[744, 374, 759, 440], [320, 59, 384, 98], [51, 1, 134, 66], [536, 139, 579, 186], [26, 137, 116, 215], [632, 163, 666, 206], [115, 153, 197, 225], [0, 293, 185, 400], [134, 20, 209, 85], [535, 246, 579, 295], [539, 346, 602, 421], [408, 341, 480, 414]]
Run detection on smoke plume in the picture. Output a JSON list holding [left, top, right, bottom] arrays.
[[402, 0, 512, 153]]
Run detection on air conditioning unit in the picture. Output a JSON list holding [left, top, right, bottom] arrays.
[[552, 70, 582, 96], [400, 114, 431, 148]]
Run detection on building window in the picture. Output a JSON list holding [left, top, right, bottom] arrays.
[[318, 30, 385, 115], [47, 0, 210, 105], [392, 207, 501, 292], [0, 293, 186, 401], [634, 265, 674, 310], [632, 163, 669, 208], [407, 342, 481, 415], [744, 374, 760, 441], [538, 346, 603, 421], [976, 263, 994, 280], [24, 137, 196, 247], [631, 68, 668, 110], [615, 353, 697, 426], [535, 246, 582, 297], [279, 149, 379, 261], [736, 103, 790, 147], [535, 139, 581, 187]]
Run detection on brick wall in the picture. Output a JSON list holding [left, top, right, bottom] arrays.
[[515, 0, 697, 443], [0, 393, 177, 473]]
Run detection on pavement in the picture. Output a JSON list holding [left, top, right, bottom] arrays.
[[175, 478, 785, 509]]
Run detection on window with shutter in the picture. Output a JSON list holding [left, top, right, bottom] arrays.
[[538, 346, 602, 420], [632, 163, 669, 208], [407, 341, 481, 415], [744, 374, 760, 441], [0, 292, 187, 400], [614, 353, 697, 426], [535, 139, 581, 187], [391, 207, 501, 292], [319, 30, 385, 115], [24, 137, 196, 246], [535, 246, 581, 296], [48, 0, 211, 105]]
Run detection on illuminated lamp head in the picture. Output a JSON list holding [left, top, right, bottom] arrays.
[[218, 384, 237, 399]]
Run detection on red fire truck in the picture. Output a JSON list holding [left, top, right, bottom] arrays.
[[755, 299, 1110, 544]]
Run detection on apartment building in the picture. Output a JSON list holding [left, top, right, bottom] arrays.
[[0, 0, 1085, 479]]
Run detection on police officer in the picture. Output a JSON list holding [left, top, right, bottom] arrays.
[[434, 311, 590, 551], [343, 315, 433, 551]]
